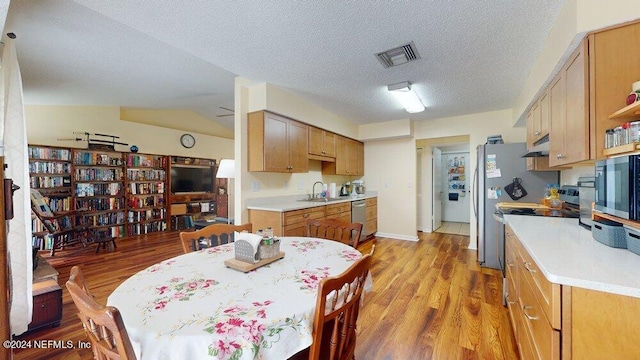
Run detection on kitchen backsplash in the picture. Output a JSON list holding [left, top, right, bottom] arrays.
[[561, 165, 595, 186]]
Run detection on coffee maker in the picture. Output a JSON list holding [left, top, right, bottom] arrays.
[[340, 182, 351, 196]]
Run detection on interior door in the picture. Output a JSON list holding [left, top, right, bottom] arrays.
[[432, 147, 442, 232]]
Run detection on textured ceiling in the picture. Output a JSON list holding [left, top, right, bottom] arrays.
[[4, 0, 566, 130]]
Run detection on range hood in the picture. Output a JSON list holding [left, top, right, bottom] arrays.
[[521, 135, 550, 157]]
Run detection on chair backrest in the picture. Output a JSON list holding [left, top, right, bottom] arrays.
[[179, 223, 253, 253], [66, 266, 136, 360], [30, 189, 70, 233], [306, 218, 363, 248], [309, 254, 373, 360]]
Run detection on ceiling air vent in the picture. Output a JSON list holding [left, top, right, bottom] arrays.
[[375, 42, 421, 68]]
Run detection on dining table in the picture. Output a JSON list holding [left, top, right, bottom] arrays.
[[107, 236, 370, 360]]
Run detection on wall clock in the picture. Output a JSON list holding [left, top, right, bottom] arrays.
[[180, 133, 195, 148]]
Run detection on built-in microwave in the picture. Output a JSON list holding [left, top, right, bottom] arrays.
[[594, 155, 640, 220]]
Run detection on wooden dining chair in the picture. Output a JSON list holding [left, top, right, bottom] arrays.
[[179, 223, 253, 253], [298, 253, 372, 360], [66, 266, 136, 360], [306, 218, 363, 248]]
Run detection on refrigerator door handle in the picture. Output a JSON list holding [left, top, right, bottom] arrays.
[[472, 166, 478, 217]]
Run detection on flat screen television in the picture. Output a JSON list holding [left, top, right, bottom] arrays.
[[170, 166, 213, 193]]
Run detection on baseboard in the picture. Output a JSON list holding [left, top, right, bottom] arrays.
[[374, 232, 419, 242]]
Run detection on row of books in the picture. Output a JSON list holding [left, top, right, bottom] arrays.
[[74, 168, 124, 181], [28, 147, 71, 161], [76, 197, 126, 211], [30, 176, 71, 189], [78, 211, 126, 227], [126, 169, 166, 181], [126, 221, 167, 236], [127, 154, 166, 168], [29, 161, 72, 174], [127, 208, 166, 222], [128, 195, 164, 208], [128, 182, 164, 195], [75, 183, 121, 197], [74, 152, 123, 166]]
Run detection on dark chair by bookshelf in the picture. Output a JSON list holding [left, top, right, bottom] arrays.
[[30, 189, 102, 255]]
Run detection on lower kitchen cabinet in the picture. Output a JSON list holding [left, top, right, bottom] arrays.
[[365, 197, 377, 237], [325, 202, 351, 223], [505, 224, 640, 359], [249, 206, 326, 237]]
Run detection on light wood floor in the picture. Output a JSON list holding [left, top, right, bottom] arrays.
[[435, 221, 471, 236], [14, 230, 517, 360]]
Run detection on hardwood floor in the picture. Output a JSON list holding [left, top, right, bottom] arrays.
[[14, 231, 517, 360]]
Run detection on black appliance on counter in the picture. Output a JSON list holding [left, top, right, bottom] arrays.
[[595, 155, 640, 220]]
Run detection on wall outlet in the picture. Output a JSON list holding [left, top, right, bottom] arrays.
[[251, 181, 260, 192], [408, 181, 413, 188], [283, 181, 289, 190], [297, 181, 305, 190]]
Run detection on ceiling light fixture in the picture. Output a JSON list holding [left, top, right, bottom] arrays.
[[388, 82, 425, 113]]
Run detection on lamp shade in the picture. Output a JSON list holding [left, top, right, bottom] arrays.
[[216, 159, 235, 179], [388, 81, 425, 113]]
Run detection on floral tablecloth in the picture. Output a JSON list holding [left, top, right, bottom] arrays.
[[107, 237, 367, 360]]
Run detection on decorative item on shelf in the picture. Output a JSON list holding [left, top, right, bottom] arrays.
[[130, 145, 139, 153], [218, 187, 226, 195], [57, 132, 128, 151]]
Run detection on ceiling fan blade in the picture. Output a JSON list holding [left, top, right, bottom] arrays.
[[219, 106, 234, 113], [216, 114, 234, 117]]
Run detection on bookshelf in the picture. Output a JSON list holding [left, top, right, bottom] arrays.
[[72, 149, 126, 240], [125, 153, 167, 236]]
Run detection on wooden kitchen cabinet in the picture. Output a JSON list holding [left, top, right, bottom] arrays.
[[323, 135, 364, 176], [308, 126, 336, 160], [248, 206, 326, 237], [365, 197, 377, 237], [248, 110, 309, 173], [549, 40, 589, 167], [505, 223, 640, 360], [325, 202, 351, 223]]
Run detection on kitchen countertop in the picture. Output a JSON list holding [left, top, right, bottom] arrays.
[[246, 192, 377, 212], [504, 215, 640, 298]]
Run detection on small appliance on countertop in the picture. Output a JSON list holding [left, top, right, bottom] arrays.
[[352, 180, 365, 196], [578, 176, 595, 229]]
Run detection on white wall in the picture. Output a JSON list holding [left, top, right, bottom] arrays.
[[364, 137, 418, 241]]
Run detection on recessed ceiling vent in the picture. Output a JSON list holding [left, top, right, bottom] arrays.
[[375, 42, 421, 68]]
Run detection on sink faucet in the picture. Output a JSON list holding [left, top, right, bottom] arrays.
[[312, 181, 324, 199]]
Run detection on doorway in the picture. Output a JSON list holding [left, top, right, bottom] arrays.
[[416, 136, 471, 234]]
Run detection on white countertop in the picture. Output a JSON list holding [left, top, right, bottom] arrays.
[[246, 192, 377, 212], [504, 215, 640, 298]]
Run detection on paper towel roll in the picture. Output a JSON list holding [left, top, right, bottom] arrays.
[[329, 183, 337, 198], [633, 80, 640, 92], [235, 232, 262, 263]]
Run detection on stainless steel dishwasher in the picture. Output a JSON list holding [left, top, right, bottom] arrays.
[[351, 199, 367, 241]]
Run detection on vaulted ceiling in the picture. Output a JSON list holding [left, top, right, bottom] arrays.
[[4, 0, 566, 131]]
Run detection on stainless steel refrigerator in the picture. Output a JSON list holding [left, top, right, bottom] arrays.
[[474, 142, 559, 269]]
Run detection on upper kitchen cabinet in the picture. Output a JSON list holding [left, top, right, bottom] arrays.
[[526, 97, 544, 149], [248, 110, 309, 173], [322, 135, 364, 176], [549, 41, 589, 167], [547, 21, 640, 166], [308, 126, 336, 160]]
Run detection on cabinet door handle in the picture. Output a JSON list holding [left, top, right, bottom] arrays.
[[556, 154, 566, 159], [534, 131, 541, 136], [522, 305, 539, 320], [523, 262, 536, 273], [303, 213, 310, 218], [506, 294, 515, 305]]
